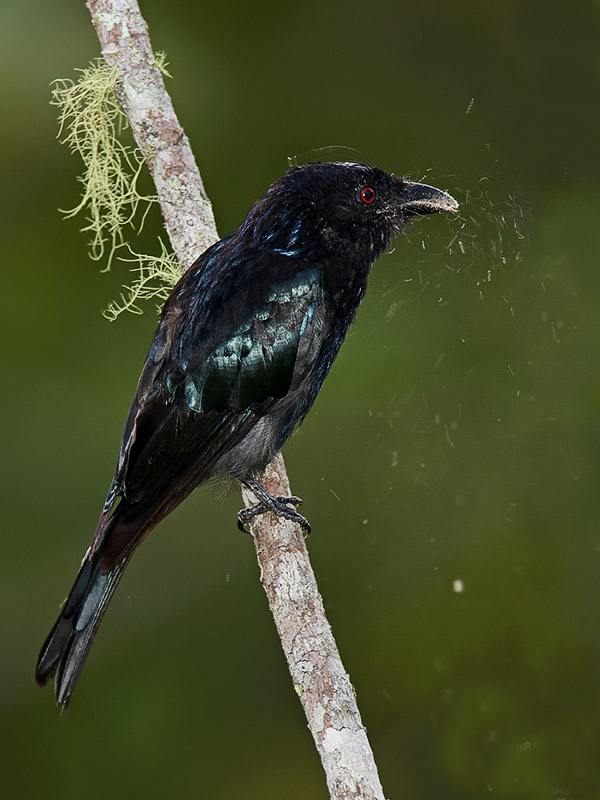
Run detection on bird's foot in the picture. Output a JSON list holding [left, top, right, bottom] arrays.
[[238, 481, 311, 536]]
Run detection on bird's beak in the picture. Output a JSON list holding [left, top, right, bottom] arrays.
[[398, 180, 459, 216]]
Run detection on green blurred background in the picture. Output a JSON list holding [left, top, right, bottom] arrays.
[[2, 1, 599, 797]]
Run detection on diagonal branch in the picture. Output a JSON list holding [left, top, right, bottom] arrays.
[[86, 2, 387, 797], [241, 456, 388, 800], [86, 0, 218, 265]]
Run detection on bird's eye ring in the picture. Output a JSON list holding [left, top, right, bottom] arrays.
[[360, 186, 376, 205]]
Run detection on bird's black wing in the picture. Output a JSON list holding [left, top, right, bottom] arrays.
[[93, 262, 326, 559]]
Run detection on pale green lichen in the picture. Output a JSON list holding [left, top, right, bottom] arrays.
[[154, 51, 172, 79], [52, 56, 181, 320], [52, 59, 154, 266], [103, 241, 181, 321]]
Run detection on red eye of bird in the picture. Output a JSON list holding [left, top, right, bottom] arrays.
[[360, 186, 376, 205]]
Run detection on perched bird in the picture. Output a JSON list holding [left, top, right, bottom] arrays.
[[36, 161, 457, 706]]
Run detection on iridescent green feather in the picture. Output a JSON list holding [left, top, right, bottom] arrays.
[[183, 269, 322, 415]]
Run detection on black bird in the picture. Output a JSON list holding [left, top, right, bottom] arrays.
[[36, 161, 457, 706]]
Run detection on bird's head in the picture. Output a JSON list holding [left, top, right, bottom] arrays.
[[247, 161, 458, 262]]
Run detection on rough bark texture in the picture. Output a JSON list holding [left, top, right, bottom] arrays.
[[85, 2, 387, 797], [87, 0, 218, 265], [242, 455, 387, 800]]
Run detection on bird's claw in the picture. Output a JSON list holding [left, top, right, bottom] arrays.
[[237, 495, 311, 536], [278, 495, 302, 508]]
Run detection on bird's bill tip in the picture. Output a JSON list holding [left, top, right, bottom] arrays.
[[400, 180, 459, 215]]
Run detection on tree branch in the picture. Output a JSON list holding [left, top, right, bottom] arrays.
[[241, 456, 387, 800], [87, 0, 218, 265], [85, 2, 387, 797]]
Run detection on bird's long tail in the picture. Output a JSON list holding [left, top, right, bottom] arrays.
[[35, 532, 131, 707]]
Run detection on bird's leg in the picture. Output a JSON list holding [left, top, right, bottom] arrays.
[[238, 476, 311, 536]]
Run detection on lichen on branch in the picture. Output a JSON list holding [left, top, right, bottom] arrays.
[[52, 55, 180, 318], [103, 240, 181, 320]]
